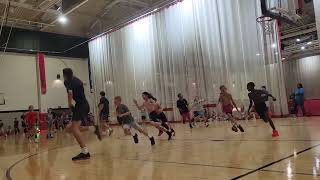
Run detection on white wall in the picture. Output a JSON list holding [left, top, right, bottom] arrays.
[[0, 52, 92, 112], [283, 55, 320, 99]]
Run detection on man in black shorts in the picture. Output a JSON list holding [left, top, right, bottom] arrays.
[[98, 91, 113, 136], [247, 82, 279, 137], [63, 68, 101, 161]]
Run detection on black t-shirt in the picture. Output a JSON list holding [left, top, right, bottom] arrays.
[[248, 89, 268, 105], [14, 120, 19, 127], [177, 99, 189, 113], [64, 77, 87, 104], [99, 97, 109, 115]]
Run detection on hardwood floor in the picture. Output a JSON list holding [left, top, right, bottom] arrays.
[[1, 117, 320, 180]]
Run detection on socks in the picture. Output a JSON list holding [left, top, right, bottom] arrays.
[[81, 147, 89, 154]]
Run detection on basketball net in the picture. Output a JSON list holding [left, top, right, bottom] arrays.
[[256, 16, 274, 35]]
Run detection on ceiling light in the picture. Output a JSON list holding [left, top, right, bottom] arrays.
[[58, 15, 67, 24], [275, 52, 278, 55], [296, 39, 301, 42], [301, 46, 305, 50], [282, 57, 286, 60], [256, 53, 260, 56], [272, 43, 277, 48], [307, 42, 312, 45], [153, 8, 158, 12]]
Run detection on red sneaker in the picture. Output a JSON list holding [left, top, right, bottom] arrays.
[[272, 130, 279, 137]]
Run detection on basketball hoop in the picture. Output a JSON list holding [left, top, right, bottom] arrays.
[[256, 16, 274, 35]]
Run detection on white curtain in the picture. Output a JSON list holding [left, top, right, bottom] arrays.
[[283, 55, 320, 99], [315, 0, 320, 44], [89, 0, 288, 122]]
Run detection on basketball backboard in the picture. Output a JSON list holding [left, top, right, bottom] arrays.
[[261, 0, 302, 23]]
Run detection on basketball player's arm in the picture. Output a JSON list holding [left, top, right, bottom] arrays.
[[248, 99, 253, 114], [67, 90, 73, 108], [117, 106, 131, 117], [268, 93, 277, 101], [155, 100, 164, 112], [118, 111, 131, 117], [98, 99, 104, 112], [133, 99, 144, 110]]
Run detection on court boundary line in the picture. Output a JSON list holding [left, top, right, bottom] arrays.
[[230, 143, 320, 179]]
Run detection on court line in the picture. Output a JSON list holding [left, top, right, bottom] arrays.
[[118, 137, 320, 142], [5, 146, 61, 180], [124, 157, 320, 177], [5, 137, 208, 180], [6, 132, 320, 179], [230, 143, 320, 179]]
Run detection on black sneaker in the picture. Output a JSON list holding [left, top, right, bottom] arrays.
[[166, 131, 172, 141], [189, 123, 193, 129], [72, 152, 91, 161], [171, 129, 176, 136], [94, 125, 102, 141], [231, 125, 238, 132], [238, 125, 245, 132], [150, 136, 155, 146], [133, 133, 139, 144]]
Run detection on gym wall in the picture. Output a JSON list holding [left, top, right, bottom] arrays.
[[0, 52, 92, 112], [283, 55, 320, 99]]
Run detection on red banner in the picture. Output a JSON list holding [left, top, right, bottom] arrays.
[[37, 53, 47, 94]]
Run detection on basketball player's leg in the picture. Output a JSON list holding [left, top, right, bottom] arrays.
[[226, 113, 244, 132], [157, 112, 175, 135], [256, 103, 279, 137], [100, 113, 113, 136], [122, 124, 140, 144], [131, 122, 155, 145], [70, 104, 92, 161], [147, 121, 172, 140]]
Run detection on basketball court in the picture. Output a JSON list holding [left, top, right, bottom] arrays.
[[0, 0, 319, 179], [0, 118, 320, 180]]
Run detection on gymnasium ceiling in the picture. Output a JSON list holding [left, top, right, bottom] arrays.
[[0, 0, 318, 59], [0, 0, 175, 37], [280, 0, 319, 60]]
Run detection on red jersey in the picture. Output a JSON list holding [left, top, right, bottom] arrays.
[[25, 112, 37, 125]]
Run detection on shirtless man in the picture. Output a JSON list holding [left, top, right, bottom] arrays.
[[219, 85, 244, 132], [133, 92, 172, 140]]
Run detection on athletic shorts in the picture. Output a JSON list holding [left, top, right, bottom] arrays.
[[181, 112, 191, 120], [122, 121, 140, 130], [222, 104, 233, 115], [149, 111, 168, 122], [255, 103, 268, 118], [194, 110, 205, 117], [100, 113, 109, 122], [72, 102, 90, 122]]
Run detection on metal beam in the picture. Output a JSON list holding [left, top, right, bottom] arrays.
[[281, 27, 317, 39], [123, 0, 150, 7], [89, 0, 123, 30], [41, 0, 89, 30], [0, 0, 59, 15]]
